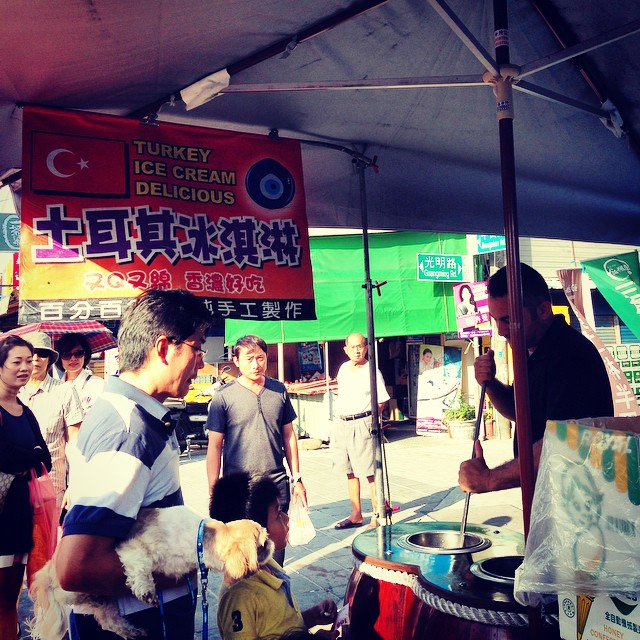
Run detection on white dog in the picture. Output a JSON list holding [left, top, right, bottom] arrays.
[[28, 505, 273, 640]]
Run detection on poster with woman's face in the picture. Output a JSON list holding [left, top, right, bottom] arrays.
[[416, 344, 462, 434], [453, 281, 492, 338], [418, 345, 442, 373]]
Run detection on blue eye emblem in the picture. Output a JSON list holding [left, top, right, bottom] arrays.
[[260, 174, 285, 200], [246, 158, 295, 210]]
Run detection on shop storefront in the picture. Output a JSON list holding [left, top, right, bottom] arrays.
[[224, 234, 640, 439]]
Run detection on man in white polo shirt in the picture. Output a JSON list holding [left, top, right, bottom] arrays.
[[333, 332, 389, 529], [19, 332, 83, 512]]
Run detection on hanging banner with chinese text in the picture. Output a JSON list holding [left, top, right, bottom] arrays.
[[557, 268, 639, 416], [582, 251, 640, 341], [20, 106, 315, 323]]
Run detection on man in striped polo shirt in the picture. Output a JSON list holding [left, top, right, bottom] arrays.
[[56, 289, 211, 639]]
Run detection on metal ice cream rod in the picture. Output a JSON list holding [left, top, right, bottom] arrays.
[[459, 382, 488, 546]]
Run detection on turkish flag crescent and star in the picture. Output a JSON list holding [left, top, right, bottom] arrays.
[[30, 131, 128, 197]]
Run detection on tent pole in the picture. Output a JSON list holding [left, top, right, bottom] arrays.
[[492, 0, 536, 545], [323, 341, 332, 425], [491, 1, 541, 636], [130, 0, 394, 119], [277, 342, 285, 382], [355, 160, 388, 525]]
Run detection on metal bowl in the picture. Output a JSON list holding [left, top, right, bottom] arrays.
[[397, 530, 492, 555], [470, 555, 523, 584]]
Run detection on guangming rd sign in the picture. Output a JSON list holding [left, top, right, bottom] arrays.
[[417, 253, 464, 282]]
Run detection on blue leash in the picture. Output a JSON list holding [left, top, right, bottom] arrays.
[[197, 519, 209, 640], [159, 573, 197, 640], [158, 590, 166, 640]]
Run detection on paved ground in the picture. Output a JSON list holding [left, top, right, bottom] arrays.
[[19, 422, 523, 638]]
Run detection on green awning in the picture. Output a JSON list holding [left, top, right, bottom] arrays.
[[225, 231, 467, 344]]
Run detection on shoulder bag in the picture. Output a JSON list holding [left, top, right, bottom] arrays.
[[0, 471, 16, 513], [26, 463, 58, 587]]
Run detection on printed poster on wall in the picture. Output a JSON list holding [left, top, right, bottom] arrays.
[[20, 106, 315, 324], [453, 281, 491, 338], [415, 343, 462, 435], [297, 341, 323, 376]]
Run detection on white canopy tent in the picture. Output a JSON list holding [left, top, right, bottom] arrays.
[[0, 0, 639, 244], [2, 6, 639, 631]]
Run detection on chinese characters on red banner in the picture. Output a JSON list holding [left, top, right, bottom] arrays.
[[20, 106, 315, 323]]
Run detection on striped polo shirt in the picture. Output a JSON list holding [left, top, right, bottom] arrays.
[[64, 375, 183, 539], [63, 375, 188, 614]]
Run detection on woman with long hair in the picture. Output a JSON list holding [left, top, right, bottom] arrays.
[[456, 284, 478, 317], [0, 335, 51, 638]]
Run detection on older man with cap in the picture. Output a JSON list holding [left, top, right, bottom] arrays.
[[19, 332, 83, 510]]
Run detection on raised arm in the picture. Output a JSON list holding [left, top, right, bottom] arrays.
[[459, 439, 544, 493], [474, 349, 515, 421]]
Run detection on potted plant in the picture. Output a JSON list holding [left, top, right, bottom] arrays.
[[443, 395, 477, 439]]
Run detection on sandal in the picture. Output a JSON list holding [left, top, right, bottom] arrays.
[[334, 518, 364, 530]]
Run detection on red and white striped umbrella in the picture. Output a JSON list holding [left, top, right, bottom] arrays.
[[2, 320, 117, 353]]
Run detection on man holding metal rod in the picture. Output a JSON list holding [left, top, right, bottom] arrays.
[[458, 263, 613, 493]]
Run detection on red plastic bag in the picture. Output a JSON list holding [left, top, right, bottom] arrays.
[[26, 464, 58, 588]]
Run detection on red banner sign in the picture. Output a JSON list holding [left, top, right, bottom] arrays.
[[20, 106, 315, 323]]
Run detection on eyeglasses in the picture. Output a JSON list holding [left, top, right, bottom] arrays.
[[169, 338, 207, 357], [33, 349, 51, 359], [61, 349, 85, 360]]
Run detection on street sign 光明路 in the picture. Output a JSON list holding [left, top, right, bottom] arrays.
[[417, 253, 464, 282]]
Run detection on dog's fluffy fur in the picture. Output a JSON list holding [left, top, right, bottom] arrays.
[[28, 505, 273, 640]]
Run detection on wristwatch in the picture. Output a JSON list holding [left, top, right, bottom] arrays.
[[290, 473, 302, 485]]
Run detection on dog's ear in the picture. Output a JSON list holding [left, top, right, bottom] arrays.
[[206, 520, 269, 583], [223, 535, 259, 582]]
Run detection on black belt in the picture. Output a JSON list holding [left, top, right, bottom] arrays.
[[340, 410, 372, 421]]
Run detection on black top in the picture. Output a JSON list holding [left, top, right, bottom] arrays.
[[514, 315, 614, 456], [0, 400, 52, 555]]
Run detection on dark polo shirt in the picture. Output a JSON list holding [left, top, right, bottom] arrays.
[[515, 315, 614, 456]]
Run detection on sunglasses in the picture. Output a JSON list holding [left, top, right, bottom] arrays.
[[61, 349, 85, 360], [33, 349, 51, 359]]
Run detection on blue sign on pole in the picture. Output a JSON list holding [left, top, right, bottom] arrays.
[[476, 234, 506, 254]]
